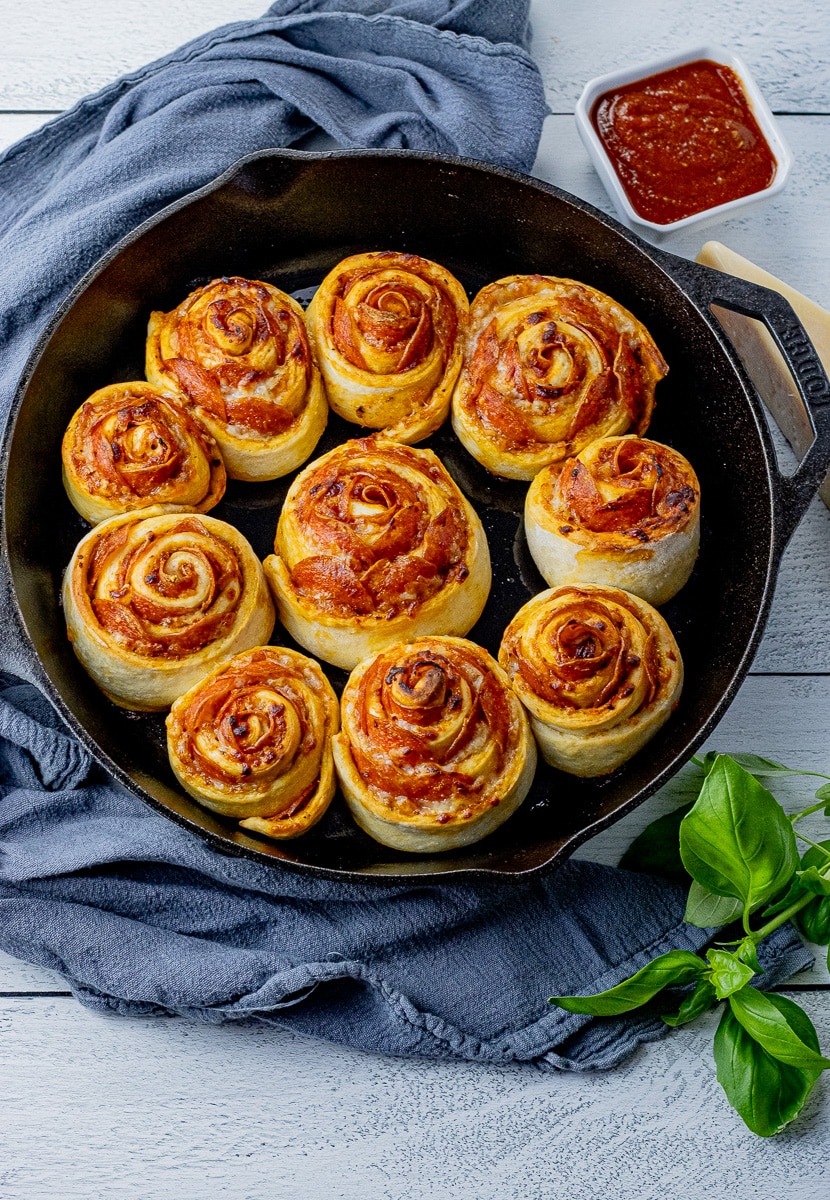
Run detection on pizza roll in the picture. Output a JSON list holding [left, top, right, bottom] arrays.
[[305, 251, 468, 444], [333, 637, 536, 852], [61, 381, 226, 525], [452, 275, 668, 480], [166, 646, 339, 839], [499, 584, 683, 777], [63, 507, 275, 711], [525, 436, 700, 605], [263, 438, 491, 671], [146, 276, 327, 480]]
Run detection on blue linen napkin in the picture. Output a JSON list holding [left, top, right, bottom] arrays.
[[0, 0, 812, 1067], [0, 674, 810, 1067]]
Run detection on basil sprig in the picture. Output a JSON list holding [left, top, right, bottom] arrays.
[[550, 752, 830, 1137]]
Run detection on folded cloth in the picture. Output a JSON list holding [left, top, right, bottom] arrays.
[[0, 1, 812, 1067], [0, 676, 811, 1067], [0, 0, 546, 429]]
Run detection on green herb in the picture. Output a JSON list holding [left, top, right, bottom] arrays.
[[679, 756, 798, 925], [714, 1004, 822, 1137], [549, 752, 830, 1137]]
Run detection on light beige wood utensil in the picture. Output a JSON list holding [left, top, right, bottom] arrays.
[[696, 241, 830, 508]]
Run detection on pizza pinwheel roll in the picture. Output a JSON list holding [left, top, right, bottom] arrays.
[[499, 585, 683, 777], [63, 507, 275, 711], [166, 646, 339, 839], [146, 276, 327, 480], [304, 251, 468, 444], [451, 275, 669, 480], [525, 436, 700, 606], [61, 381, 226, 525], [333, 637, 536, 852], [263, 438, 491, 671]]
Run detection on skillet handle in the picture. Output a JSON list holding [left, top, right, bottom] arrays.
[[660, 256, 830, 548]]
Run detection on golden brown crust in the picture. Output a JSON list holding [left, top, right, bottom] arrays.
[[525, 436, 700, 605], [166, 646, 339, 838], [61, 381, 226, 524], [145, 276, 327, 480], [305, 251, 468, 444], [451, 275, 669, 480], [63, 506, 275, 711], [333, 636, 536, 851], [263, 438, 491, 670], [499, 584, 683, 776]]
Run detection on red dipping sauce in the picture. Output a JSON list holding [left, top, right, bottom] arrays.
[[591, 59, 778, 225]]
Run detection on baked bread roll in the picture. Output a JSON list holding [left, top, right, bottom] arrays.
[[304, 251, 468, 444], [63, 507, 275, 711], [499, 584, 683, 777], [525, 436, 700, 606], [263, 438, 491, 671], [166, 646, 339, 839], [146, 276, 327, 480], [451, 275, 668, 480], [61, 381, 226, 525], [333, 636, 536, 852]]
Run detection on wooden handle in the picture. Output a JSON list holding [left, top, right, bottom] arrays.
[[696, 240, 830, 510]]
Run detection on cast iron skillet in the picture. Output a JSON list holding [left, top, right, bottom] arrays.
[[3, 149, 830, 883]]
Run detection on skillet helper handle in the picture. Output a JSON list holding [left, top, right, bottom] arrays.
[[665, 254, 830, 548]]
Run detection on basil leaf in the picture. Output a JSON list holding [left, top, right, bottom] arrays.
[[661, 979, 718, 1027], [814, 782, 830, 804], [619, 802, 693, 881], [680, 755, 798, 913], [735, 938, 762, 973], [729, 988, 830, 1070], [684, 879, 743, 928], [801, 841, 830, 872], [795, 896, 830, 945], [797, 866, 830, 896], [794, 845, 830, 938], [706, 949, 756, 1000], [713, 752, 825, 780], [548, 950, 706, 1016], [714, 1006, 820, 1136], [761, 878, 807, 920]]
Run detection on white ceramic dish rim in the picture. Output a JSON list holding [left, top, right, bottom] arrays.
[[574, 43, 793, 236]]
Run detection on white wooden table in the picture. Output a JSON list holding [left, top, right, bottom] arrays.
[[2, 3, 829, 1195]]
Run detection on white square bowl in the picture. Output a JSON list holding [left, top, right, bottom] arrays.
[[574, 44, 793, 238]]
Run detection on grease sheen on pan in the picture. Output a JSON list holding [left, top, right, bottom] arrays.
[[304, 251, 468, 444], [451, 274, 669, 480], [525, 436, 700, 606], [333, 636, 537, 852], [146, 276, 327, 480], [499, 584, 683, 777], [262, 438, 491, 671], [61, 381, 226, 524], [166, 646, 339, 839], [63, 507, 275, 711]]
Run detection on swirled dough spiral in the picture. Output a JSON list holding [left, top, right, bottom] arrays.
[[63, 507, 275, 711], [263, 438, 491, 671], [305, 251, 468, 444], [499, 584, 683, 777], [146, 276, 327, 480], [166, 646, 339, 839], [525, 436, 700, 605], [451, 275, 669, 480], [61, 381, 226, 524], [333, 636, 536, 852]]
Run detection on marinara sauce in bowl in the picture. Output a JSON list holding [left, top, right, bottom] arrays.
[[575, 45, 792, 237]]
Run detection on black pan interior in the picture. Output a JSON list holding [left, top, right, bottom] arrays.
[[4, 152, 776, 880]]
